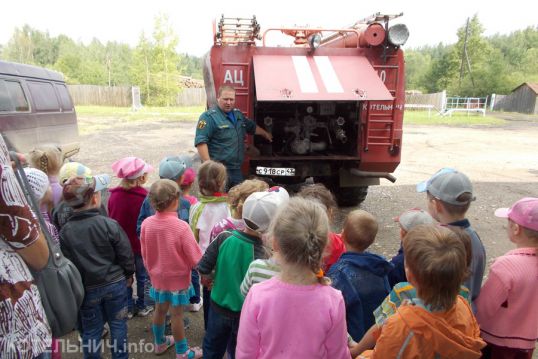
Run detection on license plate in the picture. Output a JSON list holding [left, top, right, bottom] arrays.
[[256, 166, 295, 176]]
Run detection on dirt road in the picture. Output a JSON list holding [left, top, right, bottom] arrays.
[[60, 115, 537, 358]]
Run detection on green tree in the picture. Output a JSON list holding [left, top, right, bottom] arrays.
[[130, 14, 182, 106], [422, 43, 459, 93], [450, 15, 494, 96], [3, 25, 36, 64], [131, 32, 155, 104], [152, 13, 181, 106], [53, 36, 86, 83], [179, 54, 203, 80], [105, 42, 133, 86], [1, 25, 59, 66]]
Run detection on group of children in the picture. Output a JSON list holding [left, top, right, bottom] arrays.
[[25, 145, 537, 359]]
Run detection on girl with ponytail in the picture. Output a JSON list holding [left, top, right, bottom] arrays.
[[236, 197, 350, 359]]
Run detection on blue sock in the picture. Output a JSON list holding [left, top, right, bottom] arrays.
[[152, 324, 165, 345], [175, 338, 188, 355]]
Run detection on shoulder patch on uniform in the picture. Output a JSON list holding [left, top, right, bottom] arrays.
[[197, 120, 207, 129]]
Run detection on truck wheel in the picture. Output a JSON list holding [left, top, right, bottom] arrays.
[[334, 186, 368, 207]]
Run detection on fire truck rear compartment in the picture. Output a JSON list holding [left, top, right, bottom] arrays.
[[254, 101, 359, 157]]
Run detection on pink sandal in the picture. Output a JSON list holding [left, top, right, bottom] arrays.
[[176, 346, 203, 359], [155, 335, 174, 355]]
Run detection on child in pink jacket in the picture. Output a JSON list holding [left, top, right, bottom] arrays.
[[475, 198, 538, 358], [141, 179, 203, 359], [236, 197, 350, 359]]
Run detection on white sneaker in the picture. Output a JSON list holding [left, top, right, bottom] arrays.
[[138, 306, 154, 317], [187, 299, 203, 312]]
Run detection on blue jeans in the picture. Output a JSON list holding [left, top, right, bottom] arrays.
[[80, 280, 129, 359], [128, 254, 149, 311], [226, 168, 244, 191], [203, 303, 240, 359]]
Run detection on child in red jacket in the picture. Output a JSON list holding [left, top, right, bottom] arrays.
[[108, 156, 153, 317]]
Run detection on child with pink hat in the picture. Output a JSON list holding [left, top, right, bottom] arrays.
[[108, 156, 154, 318], [180, 167, 198, 205], [475, 197, 538, 358]]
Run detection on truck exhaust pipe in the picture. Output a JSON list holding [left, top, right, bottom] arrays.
[[350, 168, 397, 183]]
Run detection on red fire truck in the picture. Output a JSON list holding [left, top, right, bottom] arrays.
[[203, 14, 409, 206]]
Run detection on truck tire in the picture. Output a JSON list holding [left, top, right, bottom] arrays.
[[334, 186, 368, 207]]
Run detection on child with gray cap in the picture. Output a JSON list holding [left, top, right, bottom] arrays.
[[60, 172, 134, 359], [137, 155, 191, 233], [388, 208, 435, 287], [197, 187, 289, 359], [417, 167, 485, 306]]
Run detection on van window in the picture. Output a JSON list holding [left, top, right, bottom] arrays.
[[28, 80, 60, 111], [0, 81, 12, 112], [5, 80, 29, 112], [54, 83, 74, 111]]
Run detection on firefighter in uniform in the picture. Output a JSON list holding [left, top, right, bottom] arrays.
[[195, 85, 272, 188]]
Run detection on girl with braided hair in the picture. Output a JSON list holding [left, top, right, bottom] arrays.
[[236, 197, 350, 359], [28, 145, 64, 207]]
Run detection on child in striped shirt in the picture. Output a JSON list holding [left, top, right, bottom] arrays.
[[240, 255, 280, 297]]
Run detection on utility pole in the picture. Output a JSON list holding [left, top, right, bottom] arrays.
[[459, 17, 475, 89]]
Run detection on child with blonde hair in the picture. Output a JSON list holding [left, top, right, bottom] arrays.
[[236, 197, 350, 359], [209, 178, 269, 242], [141, 179, 203, 359], [199, 188, 289, 359], [28, 145, 64, 207], [327, 210, 392, 342], [298, 183, 345, 271], [358, 225, 484, 358], [137, 155, 195, 311], [108, 156, 154, 317], [189, 160, 229, 327], [476, 198, 538, 358]]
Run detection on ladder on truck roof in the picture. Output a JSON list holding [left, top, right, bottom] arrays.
[[215, 15, 261, 45]]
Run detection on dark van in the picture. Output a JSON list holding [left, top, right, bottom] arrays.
[[0, 60, 79, 156]]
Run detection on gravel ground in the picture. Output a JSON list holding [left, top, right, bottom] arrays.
[[59, 114, 538, 358]]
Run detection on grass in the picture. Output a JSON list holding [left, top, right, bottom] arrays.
[[404, 110, 506, 126], [75, 105, 204, 122], [75, 106, 508, 127]]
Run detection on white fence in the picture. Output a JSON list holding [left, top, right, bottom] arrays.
[[442, 97, 487, 116]]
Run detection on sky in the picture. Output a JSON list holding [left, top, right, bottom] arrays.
[[1, 0, 537, 56]]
